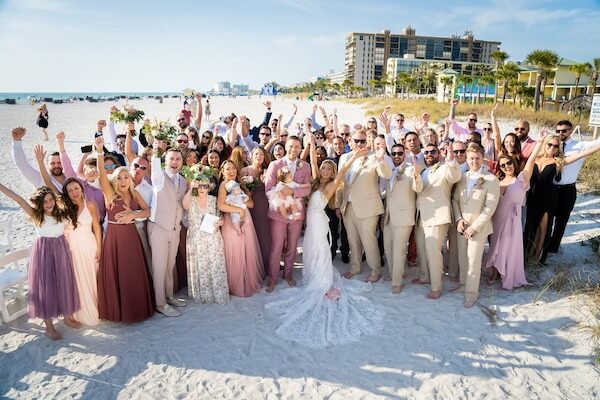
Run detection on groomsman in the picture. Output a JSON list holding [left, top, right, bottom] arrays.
[[413, 143, 461, 299], [339, 129, 391, 282], [264, 135, 312, 292], [383, 144, 423, 293], [148, 142, 188, 317], [452, 143, 500, 308]]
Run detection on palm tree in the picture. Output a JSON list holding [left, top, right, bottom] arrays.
[[587, 58, 600, 95], [490, 50, 509, 101], [541, 68, 556, 107], [569, 62, 592, 98], [397, 72, 411, 99], [457, 74, 471, 102], [440, 76, 454, 102], [342, 79, 352, 98], [497, 62, 520, 104], [524, 49, 560, 111], [478, 74, 496, 103]]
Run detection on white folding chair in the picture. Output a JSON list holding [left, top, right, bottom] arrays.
[[0, 247, 31, 323], [0, 217, 13, 254]]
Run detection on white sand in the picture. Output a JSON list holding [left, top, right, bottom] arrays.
[[0, 97, 599, 399]]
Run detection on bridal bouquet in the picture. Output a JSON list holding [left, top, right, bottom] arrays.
[[141, 119, 178, 144], [180, 164, 218, 195], [110, 105, 145, 124]]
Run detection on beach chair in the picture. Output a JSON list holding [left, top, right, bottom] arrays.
[[0, 247, 31, 323], [0, 217, 13, 254]]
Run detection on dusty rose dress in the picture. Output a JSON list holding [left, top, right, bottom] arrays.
[[221, 207, 265, 297], [244, 167, 271, 275], [484, 172, 529, 290]]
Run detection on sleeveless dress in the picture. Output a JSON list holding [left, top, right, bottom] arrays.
[[64, 201, 100, 325], [28, 216, 80, 319], [186, 196, 229, 304], [484, 173, 529, 289], [266, 191, 385, 348], [524, 163, 560, 258], [98, 198, 154, 322]]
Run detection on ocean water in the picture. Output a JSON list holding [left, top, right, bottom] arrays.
[[0, 92, 181, 101]]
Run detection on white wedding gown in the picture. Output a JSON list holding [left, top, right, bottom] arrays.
[[266, 190, 385, 348]]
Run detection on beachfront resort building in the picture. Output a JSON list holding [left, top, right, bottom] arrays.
[[345, 27, 501, 88]]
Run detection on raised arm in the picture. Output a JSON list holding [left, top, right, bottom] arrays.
[[332, 109, 339, 136], [76, 153, 90, 180], [323, 148, 366, 200], [34, 144, 60, 194], [0, 183, 35, 218], [319, 106, 330, 127], [55, 131, 76, 178], [95, 136, 115, 206], [522, 129, 545, 182], [194, 93, 203, 129], [307, 132, 318, 180], [11, 127, 43, 187], [125, 123, 137, 164], [490, 103, 502, 156], [182, 180, 196, 211], [284, 104, 297, 129], [310, 105, 324, 131], [565, 142, 600, 165]]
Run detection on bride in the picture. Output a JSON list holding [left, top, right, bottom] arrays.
[[266, 132, 385, 348]]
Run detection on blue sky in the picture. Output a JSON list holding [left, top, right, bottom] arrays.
[[0, 0, 599, 92]]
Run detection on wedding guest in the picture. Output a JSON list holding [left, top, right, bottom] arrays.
[[149, 143, 188, 317], [35, 146, 102, 326], [175, 133, 190, 152], [185, 126, 201, 150], [209, 135, 231, 161], [218, 160, 264, 296], [241, 147, 272, 275], [36, 103, 49, 141], [383, 144, 423, 294], [491, 105, 525, 169], [339, 129, 392, 282], [198, 130, 213, 159], [0, 182, 80, 340], [230, 146, 249, 174], [448, 99, 482, 141], [481, 122, 496, 163], [514, 120, 537, 161], [451, 143, 500, 308], [264, 135, 312, 292], [545, 120, 600, 260], [95, 137, 154, 323], [11, 127, 66, 190], [183, 176, 229, 304], [130, 156, 153, 266], [413, 143, 461, 299], [55, 131, 106, 223], [183, 149, 199, 167], [326, 136, 349, 261], [485, 136, 544, 289]]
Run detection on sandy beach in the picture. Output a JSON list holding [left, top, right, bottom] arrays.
[[0, 97, 599, 399]]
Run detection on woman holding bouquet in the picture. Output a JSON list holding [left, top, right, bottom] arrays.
[[183, 170, 229, 304], [241, 147, 272, 275]]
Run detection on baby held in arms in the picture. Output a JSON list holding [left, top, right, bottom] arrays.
[[225, 180, 248, 235], [266, 167, 310, 221]]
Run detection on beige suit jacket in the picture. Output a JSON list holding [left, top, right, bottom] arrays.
[[452, 170, 500, 237], [340, 152, 392, 219], [384, 164, 423, 226], [417, 160, 461, 227]]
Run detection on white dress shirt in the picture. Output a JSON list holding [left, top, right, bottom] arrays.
[[555, 137, 600, 184], [12, 141, 64, 190]]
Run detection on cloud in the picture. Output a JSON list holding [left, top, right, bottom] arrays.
[[8, 0, 72, 12]]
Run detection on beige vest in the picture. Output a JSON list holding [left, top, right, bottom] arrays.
[[151, 173, 186, 231]]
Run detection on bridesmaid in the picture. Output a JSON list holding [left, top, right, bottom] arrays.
[[240, 147, 272, 275], [183, 176, 229, 304], [35, 145, 102, 326], [95, 137, 155, 323], [485, 135, 543, 289], [217, 160, 265, 297]]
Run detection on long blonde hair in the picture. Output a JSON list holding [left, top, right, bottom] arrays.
[[538, 134, 565, 173], [109, 166, 137, 202], [311, 159, 338, 208]]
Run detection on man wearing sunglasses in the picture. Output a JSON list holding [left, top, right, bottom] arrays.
[[545, 120, 600, 259], [383, 144, 423, 294], [130, 156, 153, 266], [448, 99, 483, 142], [514, 120, 537, 160], [413, 143, 461, 300], [339, 130, 392, 283]]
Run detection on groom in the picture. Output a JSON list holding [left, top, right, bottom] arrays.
[[264, 135, 312, 292]]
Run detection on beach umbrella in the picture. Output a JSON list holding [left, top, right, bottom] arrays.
[[182, 88, 196, 97]]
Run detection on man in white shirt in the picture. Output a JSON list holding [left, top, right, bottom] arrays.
[[544, 120, 600, 260], [130, 156, 152, 266]]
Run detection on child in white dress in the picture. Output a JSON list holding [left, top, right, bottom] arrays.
[[225, 180, 248, 234], [266, 167, 310, 221]]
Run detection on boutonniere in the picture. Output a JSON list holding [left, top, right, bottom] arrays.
[[474, 176, 485, 190], [395, 165, 406, 181]]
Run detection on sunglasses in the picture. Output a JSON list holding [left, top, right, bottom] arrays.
[[547, 143, 560, 149], [483, 127, 492, 131], [353, 139, 367, 144], [556, 129, 570, 133], [197, 184, 210, 189], [391, 151, 405, 156], [202, 135, 211, 140], [424, 150, 438, 155], [325, 130, 334, 134], [340, 132, 350, 136], [453, 149, 466, 154], [468, 118, 478, 122], [499, 160, 513, 169], [177, 118, 186, 122], [368, 120, 377, 123], [132, 162, 148, 171], [315, 135, 325, 140], [395, 119, 404, 122], [260, 132, 271, 136], [104, 164, 117, 170], [515, 127, 527, 132], [177, 139, 189, 144]]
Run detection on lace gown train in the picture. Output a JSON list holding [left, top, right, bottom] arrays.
[[266, 190, 384, 348]]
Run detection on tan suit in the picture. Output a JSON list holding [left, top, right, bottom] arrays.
[[383, 163, 423, 286], [452, 170, 500, 303], [415, 160, 461, 291], [148, 161, 187, 307], [447, 163, 468, 280], [340, 152, 392, 275]]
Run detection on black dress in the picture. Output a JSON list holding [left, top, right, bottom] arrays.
[[524, 163, 560, 259], [36, 111, 49, 128]]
